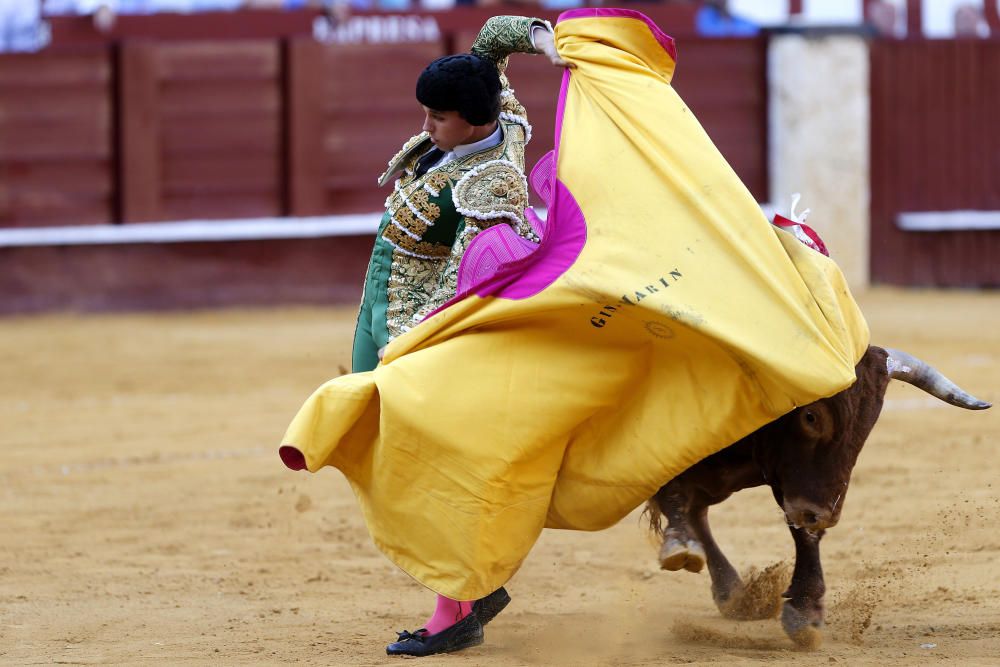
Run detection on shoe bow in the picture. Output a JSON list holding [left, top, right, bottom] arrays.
[[395, 629, 428, 642]]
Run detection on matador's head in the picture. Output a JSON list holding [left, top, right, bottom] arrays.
[[416, 54, 502, 126]]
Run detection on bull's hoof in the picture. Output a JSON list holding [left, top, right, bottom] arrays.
[[781, 600, 824, 650], [658, 536, 706, 573]]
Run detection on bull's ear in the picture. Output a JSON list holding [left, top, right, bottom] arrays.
[[797, 404, 832, 440]]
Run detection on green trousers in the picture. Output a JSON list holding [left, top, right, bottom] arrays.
[[352, 217, 394, 373]]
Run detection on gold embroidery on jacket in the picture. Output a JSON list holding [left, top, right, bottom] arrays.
[[381, 174, 447, 255], [386, 253, 448, 337], [423, 172, 450, 197], [381, 228, 451, 260], [453, 159, 529, 227]]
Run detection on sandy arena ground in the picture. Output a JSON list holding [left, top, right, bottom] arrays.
[[1, 287, 998, 666]]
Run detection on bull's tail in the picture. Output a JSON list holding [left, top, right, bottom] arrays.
[[884, 348, 992, 410], [641, 499, 668, 541]]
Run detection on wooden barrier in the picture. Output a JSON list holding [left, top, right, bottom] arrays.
[[0, 236, 374, 313], [0, 48, 113, 227], [870, 39, 1000, 287], [2, 8, 767, 228], [119, 40, 285, 222], [0, 8, 773, 313]]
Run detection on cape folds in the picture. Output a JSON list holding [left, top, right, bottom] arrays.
[[279, 9, 869, 600]]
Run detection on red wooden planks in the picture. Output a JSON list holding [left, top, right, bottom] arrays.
[[0, 48, 113, 227], [870, 39, 1000, 287]]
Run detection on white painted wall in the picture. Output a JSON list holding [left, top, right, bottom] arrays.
[[768, 33, 871, 289]]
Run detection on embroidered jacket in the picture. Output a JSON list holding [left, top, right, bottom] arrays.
[[359, 15, 546, 350]]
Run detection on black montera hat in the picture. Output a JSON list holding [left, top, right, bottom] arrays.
[[415, 54, 502, 126]]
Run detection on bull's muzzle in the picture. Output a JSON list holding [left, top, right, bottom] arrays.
[[783, 499, 838, 534]]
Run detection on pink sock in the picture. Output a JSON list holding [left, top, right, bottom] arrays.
[[423, 594, 473, 636]]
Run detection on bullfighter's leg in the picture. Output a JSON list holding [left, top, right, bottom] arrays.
[[686, 505, 749, 616], [780, 526, 826, 649], [653, 485, 706, 573]]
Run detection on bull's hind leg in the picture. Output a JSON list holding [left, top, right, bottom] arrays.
[[780, 526, 826, 649], [652, 485, 706, 573]]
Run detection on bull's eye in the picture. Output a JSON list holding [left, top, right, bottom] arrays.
[[799, 406, 828, 439]]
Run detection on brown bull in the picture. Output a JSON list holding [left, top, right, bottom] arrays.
[[647, 345, 991, 648]]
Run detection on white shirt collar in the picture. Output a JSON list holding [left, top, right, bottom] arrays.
[[431, 124, 503, 170], [451, 124, 502, 159]]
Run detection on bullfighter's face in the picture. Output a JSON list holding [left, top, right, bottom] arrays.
[[420, 106, 477, 153], [420, 105, 497, 153]]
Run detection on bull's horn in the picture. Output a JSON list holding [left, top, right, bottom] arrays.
[[884, 348, 991, 410]]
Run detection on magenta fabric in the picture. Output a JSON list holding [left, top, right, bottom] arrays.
[[553, 69, 571, 164], [772, 214, 830, 257], [279, 445, 306, 471], [454, 225, 540, 292], [453, 179, 587, 303]]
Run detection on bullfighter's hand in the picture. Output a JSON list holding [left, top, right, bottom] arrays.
[[532, 27, 575, 69], [377, 346, 386, 361]]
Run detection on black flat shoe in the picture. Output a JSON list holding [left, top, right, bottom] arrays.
[[472, 587, 511, 626], [385, 613, 484, 657]]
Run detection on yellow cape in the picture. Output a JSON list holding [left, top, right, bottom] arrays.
[[280, 10, 869, 600]]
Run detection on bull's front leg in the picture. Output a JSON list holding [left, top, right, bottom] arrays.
[[781, 526, 826, 649]]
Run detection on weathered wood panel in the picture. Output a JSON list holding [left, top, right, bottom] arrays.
[[870, 40, 1000, 287], [0, 235, 373, 314], [286, 39, 327, 216], [0, 49, 113, 227], [119, 42, 161, 223], [319, 41, 445, 213], [161, 193, 281, 221], [48, 9, 315, 47], [160, 115, 282, 155], [159, 79, 281, 116], [158, 41, 283, 220], [119, 40, 284, 222], [163, 156, 279, 194]]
